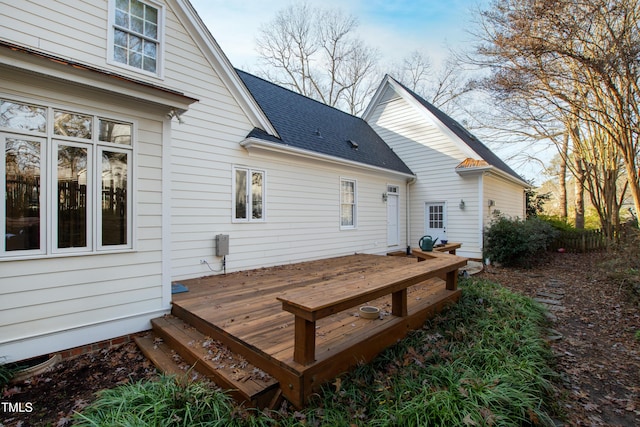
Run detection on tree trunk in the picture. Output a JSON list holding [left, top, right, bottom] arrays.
[[559, 132, 569, 220], [624, 161, 640, 228], [574, 157, 585, 229]]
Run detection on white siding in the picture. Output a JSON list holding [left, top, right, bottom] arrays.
[[158, 6, 409, 279], [0, 0, 412, 362], [367, 90, 483, 259], [0, 69, 166, 362], [170, 149, 408, 280], [483, 174, 526, 225], [0, 1, 107, 67]]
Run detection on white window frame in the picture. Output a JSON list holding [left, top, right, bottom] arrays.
[[232, 166, 266, 223], [107, 0, 165, 79], [340, 178, 357, 230], [52, 139, 93, 254], [0, 97, 135, 259], [97, 146, 132, 250], [1, 134, 47, 257]]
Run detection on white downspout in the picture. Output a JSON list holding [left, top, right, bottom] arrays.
[[406, 176, 417, 254], [161, 117, 172, 309], [478, 173, 485, 260]]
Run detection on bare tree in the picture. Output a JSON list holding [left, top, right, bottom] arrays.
[[472, 0, 640, 231], [255, 2, 379, 115], [392, 50, 479, 118], [392, 50, 432, 94]]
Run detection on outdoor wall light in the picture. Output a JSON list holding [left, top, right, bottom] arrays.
[[382, 192, 388, 202], [488, 199, 495, 207], [459, 199, 465, 209]]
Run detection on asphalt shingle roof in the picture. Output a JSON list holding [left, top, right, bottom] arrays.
[[237, 70, 414, 176]]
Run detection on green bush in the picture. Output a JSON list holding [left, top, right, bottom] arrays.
[[296, 279, 558, 427], [73, 376, 238, 427], [73, 279, 559, 426], [484, 216, 559, 267]]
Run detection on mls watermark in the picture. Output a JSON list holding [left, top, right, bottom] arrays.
[[1, 401, 34, 413]]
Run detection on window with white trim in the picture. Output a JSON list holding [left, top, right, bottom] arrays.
[[340, 178, 356, 229], [110, 0, 162, 75], [1, 98, 133, 257], [233, 167, 265, 222]]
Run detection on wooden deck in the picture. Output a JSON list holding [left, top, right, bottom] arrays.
[[161, 253, 465, 408]]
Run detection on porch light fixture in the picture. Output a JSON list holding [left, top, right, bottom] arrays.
[[488, 199, 495, 207], [459, 199, 465, 209], [382, 192, 388, 202]]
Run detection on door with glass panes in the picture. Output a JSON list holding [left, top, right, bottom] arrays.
[[424, 202, 447, 243]]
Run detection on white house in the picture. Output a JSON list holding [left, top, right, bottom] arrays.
[[0, 1, 525, 364], [0, 0, 414, 363], [363, 75, 529, 259]]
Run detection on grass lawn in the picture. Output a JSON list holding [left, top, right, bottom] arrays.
[[74, 278, 559, 426]]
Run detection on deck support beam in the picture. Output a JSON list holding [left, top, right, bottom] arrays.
[[391, 289, 408, 317], [446, 270, 458, 291], [294, 317, 316, 365]]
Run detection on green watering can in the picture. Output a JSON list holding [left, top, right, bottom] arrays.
[[419, 235, 438, 251]]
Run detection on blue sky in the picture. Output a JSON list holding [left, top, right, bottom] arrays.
[[188, 0, 544, 182], [189, 0, 488, 72]]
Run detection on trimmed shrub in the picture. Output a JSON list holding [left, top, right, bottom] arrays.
[[484, 216, 559, 267]]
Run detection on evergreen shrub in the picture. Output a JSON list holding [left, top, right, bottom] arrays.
[[484, 216, 559, 267]]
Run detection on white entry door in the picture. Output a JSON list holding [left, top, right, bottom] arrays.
[[424, 202, 447, 242], [387, 191, 399, 246]]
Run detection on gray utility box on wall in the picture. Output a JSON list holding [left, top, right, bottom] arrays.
[[215, 234, 229, 257]]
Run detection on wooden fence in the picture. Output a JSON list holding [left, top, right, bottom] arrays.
[[552, 229, 611, 253]]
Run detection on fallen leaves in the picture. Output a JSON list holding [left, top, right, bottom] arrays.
[[1, 342, 158, 426], [478, 251, 640, 426]]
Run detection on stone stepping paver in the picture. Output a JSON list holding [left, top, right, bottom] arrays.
[[536, 280, 566, 338], [537, 291, 565, 299], [547, 279, 564, 288], [534, 297, 563, 305]]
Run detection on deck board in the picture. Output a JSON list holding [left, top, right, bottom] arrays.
[[173, 254, 463, 407]]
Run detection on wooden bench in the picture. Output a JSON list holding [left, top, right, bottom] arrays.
[[413, 243, 461, 259], [434, 242, 461, 255], [277, 254, 467, 365]]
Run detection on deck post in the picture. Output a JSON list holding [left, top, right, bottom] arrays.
[[294, 316, 316, 365], [391, 289, 408, 316], [446, 270, 458, 291]]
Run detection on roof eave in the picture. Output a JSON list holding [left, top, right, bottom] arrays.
[[0, 41, 198, 110], [456, 165, 530, 188], [241, 137, 416, 180]]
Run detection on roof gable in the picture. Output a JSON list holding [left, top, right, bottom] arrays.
[[364, 75, 527, 186], [170, 0, 278, 136], [236, 70, 413, 176]]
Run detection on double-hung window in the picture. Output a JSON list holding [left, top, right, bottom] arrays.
[[233, 167, 265, 222], [1, 98, 133, 258], [110, 0, 163, 76], [340, 178, 356, 229]]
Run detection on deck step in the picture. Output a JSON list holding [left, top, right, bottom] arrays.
[[137, 315, 280, 408], [135, 335, 192, 378]]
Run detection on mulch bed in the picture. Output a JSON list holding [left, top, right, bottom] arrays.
[[2, 251, 639, 426]]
